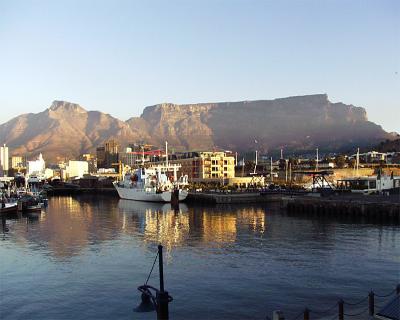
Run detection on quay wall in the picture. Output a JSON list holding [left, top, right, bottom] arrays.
[[187, 192, 282, 204], [46, 187, 118, 196], [282, 196, 400, 223]]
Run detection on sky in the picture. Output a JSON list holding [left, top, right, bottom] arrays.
[[0, 0, 399, 132]]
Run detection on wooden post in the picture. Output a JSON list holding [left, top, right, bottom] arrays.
[[369, 291, 375, 316], [338, 299, 344, 320]]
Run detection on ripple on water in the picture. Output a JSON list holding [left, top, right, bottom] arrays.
[[0, 196, 399, 320]]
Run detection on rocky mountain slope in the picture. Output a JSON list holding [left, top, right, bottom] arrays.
[[375, 138, 400, 152], [0, 95, 393, 161]]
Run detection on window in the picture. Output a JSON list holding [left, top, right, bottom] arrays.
[[369, 181, 376, 189]]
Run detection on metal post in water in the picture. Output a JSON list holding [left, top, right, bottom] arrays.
[[396, 284, 400, 295], [338, 299, 344, 320], [157, 244, 169, 320], [158, 244, 164, 292], [272, 310, 284, 320], [369, 291, 375, 316], [303, 308, 309, 320]]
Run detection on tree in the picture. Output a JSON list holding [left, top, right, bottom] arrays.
[[334, 155, 347, 168], [347, 158, 356, 168]]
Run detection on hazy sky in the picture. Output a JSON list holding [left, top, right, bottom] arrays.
[[0, 0, 399, 132]]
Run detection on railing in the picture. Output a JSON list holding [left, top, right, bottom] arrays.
[[268, 285, 399, 320]]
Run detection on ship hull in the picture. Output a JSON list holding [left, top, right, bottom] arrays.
[[0, 203, 18, 214], [113, 183, 188, 202]]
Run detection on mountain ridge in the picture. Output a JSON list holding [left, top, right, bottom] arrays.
[[0, 95, 394, 162]]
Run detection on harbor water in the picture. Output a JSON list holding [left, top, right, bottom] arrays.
[[1, 195, 399, 319]]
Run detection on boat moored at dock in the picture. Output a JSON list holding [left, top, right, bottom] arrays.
[[0, 202, 18, 214], [113, 164, 188, 203]]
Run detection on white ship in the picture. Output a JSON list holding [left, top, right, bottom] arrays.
[[113, 164, 189, 202]]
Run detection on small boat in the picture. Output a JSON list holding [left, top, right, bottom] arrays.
[[17, 195, 42, 213], [25, 204, 42, 212], [0, 202, 18, 214]]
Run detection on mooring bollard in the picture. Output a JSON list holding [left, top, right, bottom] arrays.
[[338, 299, 344, 320], [369, 291, 375, 316]]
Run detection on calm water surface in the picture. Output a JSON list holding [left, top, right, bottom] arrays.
[[1, 195, 399, 320]]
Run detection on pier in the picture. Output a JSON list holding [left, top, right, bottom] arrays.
[[282, 194, 400, 223], [45, 187, 117, 196], [186, 190, 282, 204]]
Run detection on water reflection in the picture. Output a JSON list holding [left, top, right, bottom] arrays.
[[4, 196, 397, 262], [3, 196, 271, 259], [1, 195, 399, 320], [118, 200, 267, 253]]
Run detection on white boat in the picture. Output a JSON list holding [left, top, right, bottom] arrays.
[[113, 164, 188, 202], [0, 202, 18, 214]]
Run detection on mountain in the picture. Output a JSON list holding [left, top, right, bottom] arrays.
[[375, 138, 400, 152], [0, 95, 394, 161], [0, 101, 142, 161]]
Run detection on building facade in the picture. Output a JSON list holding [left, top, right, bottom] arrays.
[[11, 156, 26, 169], [119, 146, 164, 168], [152, 151, 235, 182], [63, 160, 89, 179], [96, 139, 120, 169], [28, 153, 46, 175], [0, 144, 9, 175], [96, 146, 106, 168]]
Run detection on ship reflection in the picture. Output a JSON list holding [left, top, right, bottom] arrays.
[[4, 196, 268, 259], [118, 201, 267, 252]]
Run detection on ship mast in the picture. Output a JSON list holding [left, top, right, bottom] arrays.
[[141, 145, 145, 167], [165, 141, 168, 167]]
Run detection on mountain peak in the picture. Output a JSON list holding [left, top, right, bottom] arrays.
[[49, 100, 86, 113], [0, 95, 393, 162]]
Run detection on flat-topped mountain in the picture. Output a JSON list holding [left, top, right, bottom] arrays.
[[0, 95, 394, 161]]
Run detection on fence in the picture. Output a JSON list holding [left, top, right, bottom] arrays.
[[269, 285, 400, 320]]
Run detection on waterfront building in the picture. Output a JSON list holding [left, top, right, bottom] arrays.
[[0, 144, 9, 176], [336, 174, 400, 194], [96, 139, 120, 169], [151, 151, 235, 182], [350, 151, 387, 164], [104, 139, 120, 168], [44, 168, 55, 179], [63, 160, 89, 179], [119, 147, 164, 167], [96, 146, 106, 168], [80, 154, 97, 173], [11, 156, 26, 169], [28, 153, 46, 176]]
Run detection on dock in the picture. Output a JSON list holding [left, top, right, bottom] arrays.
[[186, 191, 281, 204], [45, 187, 118, 196], [282, 194, 400, 223], [188, 191, 400, 223]]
